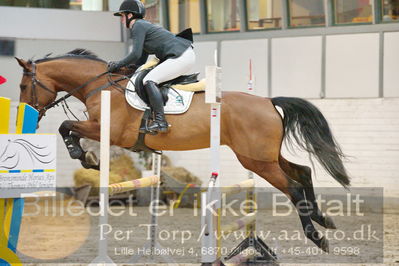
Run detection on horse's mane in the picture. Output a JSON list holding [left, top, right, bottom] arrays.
[[29, 48, 106, 64]]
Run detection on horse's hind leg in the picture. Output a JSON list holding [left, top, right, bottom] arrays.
[[235, 154, 329, 252], [59, 120, 100, 169], [279, 156, 337, 229]]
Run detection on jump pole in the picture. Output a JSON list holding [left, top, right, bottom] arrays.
[[90, 90, 115, 265], [90, 91, 169, 264], [129, 153, 174, 264]]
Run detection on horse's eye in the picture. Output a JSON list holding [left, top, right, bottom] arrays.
[[20, 85, 27, 91]]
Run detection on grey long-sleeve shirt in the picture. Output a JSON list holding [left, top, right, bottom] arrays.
[[117, 19, 192, 67]]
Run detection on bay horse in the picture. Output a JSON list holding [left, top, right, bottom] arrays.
[[14, 49, 350, 253]]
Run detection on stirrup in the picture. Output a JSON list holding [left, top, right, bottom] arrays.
[[139, 125, 158, 135], [139, 121, 169, 135]]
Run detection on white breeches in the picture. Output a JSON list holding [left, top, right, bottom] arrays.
[[143, 47, 196, 84]]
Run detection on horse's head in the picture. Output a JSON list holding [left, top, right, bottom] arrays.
[[15, 57, 58, 121]]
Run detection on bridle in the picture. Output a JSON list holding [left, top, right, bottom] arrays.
[[23, 62, 57, 115], [23, 61, 115, 119]]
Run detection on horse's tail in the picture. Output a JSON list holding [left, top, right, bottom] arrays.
[[271, 97, 350, 188]]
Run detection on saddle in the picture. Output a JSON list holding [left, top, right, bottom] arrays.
[[133, 58, 205, 106], [126, 58, 205, 154]]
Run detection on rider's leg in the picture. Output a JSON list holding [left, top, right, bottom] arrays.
[[143, 80, 169, 133], [142, 47, 195, 133], [144, 47, 196, 84]]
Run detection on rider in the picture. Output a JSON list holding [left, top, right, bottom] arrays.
[[108, 0, 195, 133]]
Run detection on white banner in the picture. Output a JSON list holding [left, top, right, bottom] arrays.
[[0, 134, 57, 198]]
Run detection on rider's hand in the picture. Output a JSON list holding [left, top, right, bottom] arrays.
[[107, 61, 123, 72]]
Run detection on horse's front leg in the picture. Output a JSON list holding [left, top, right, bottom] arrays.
[[59, 120, 100, 169]]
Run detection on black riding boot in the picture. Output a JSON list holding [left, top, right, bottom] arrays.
[[142, 81, 169, 133]]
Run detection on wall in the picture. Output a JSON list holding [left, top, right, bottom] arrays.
[[384, 32, 399, 97], [221, 39, 268, 96], [0, 6, 121, 41], [272, 36, 322, 98], [326, 33, 379, 98], [193, 31, 399, 99], [192, 41, 217, 79]]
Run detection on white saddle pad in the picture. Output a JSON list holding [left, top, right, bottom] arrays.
[[125, 74, 195, 114]]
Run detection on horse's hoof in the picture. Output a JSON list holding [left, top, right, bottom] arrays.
[[324, 215, 337, 229], [81, 161, 100, 171], [69, 148, 83, 160], [320, 236, 329, 253], [64, 136, 83, 159], [85, 151, 99, 166]]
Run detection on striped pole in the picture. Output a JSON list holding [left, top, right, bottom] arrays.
[[221, 214, 256, 234], [109, 175, 159, 195], [221, 179, 255, 196], [129, 154, 174, 264]]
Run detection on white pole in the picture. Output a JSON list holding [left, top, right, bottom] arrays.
[[202, 63, 222, 264], [149, 153, 161, 259], [247, 59, 255, 181], [246, 59, 256, 235], [90, 91, 115, 265], [247, 59, 255, 184], [130, 154, 174, 264]]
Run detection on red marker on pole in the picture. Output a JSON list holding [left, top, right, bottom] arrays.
[[0, 75, 6, 85], [247, 60, 253, 93]]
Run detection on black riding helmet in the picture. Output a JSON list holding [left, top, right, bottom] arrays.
[[114, 0, 146, 28]]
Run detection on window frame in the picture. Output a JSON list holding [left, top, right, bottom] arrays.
[[378, 0, 399, 24], [286, 0, 327, 29], [244, 0, 283, 31], [331, 0, 375, 26], [204, 0, 242, 34], [165, 0, 203, 34]]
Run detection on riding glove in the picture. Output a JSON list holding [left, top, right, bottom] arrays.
[[107, 61, 124, 72]]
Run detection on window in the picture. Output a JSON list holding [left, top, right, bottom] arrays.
[[334, 0, 373, 24], [246, 0, 282, 30], [0, 39, 15, 56], [382, 0, 399, 21], [0, 0, 113, 10], [143, 0, 163, 25], [0, 0, 70, 9], [168, 0, 201, 33], [288, 0, 325, 27], [70, 0, 82, 10], [206, 0, 240, 32]]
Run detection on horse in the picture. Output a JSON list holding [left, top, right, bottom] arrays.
[[14, 49, 350, 253]]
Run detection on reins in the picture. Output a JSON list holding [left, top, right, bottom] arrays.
[[43, 70, 110, 112], [25, 61, 131, 120]]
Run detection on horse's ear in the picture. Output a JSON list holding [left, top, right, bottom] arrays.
[[15, 57, 30, 71]]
